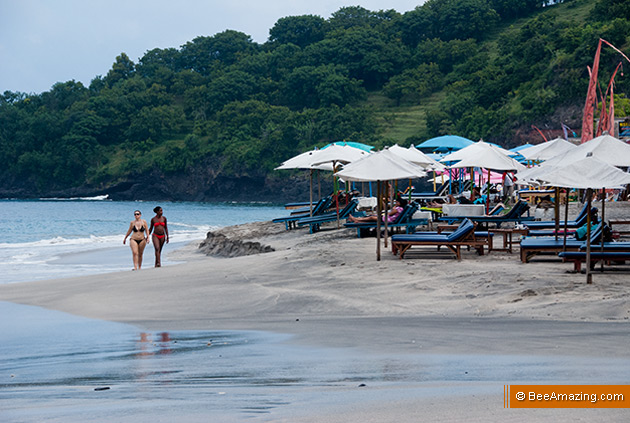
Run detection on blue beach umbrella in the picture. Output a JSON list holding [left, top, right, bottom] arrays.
[[323, 141, 375, 153], [415, 135, 475, 153]]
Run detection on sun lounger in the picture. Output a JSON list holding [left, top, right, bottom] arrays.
[[438, 200, 533, 228], [523, 203, 592, 230], [297, 199, 359, 233], [558, 251, 630, 272], [273, 196, 333, 230], [519, 223, 604, 263], [391, 218, 487, 260], [344, 202, 421, 238]]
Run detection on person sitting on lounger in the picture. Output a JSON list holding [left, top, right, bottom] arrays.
[[348, 198, 407, 223]]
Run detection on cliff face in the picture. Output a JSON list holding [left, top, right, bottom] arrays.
[[0, 166, 332, 203]]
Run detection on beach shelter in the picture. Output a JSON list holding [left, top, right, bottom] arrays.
[[389, 144, 446, 196], [543, 134, 630, 168], [440, 140, 514, 164], [335, 149, 427, 261], [310, 144, 371, 225], [537, 155, 630, 283], [275, 149, 332, 216], [388, 144, 445, 170], [441, 141, 525, 207], [415, 135, 475, 153], [324, 141, 374, 152], [518, 138, 577, 162]]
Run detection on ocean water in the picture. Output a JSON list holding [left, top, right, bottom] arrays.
[[0, 197, 285, 284]]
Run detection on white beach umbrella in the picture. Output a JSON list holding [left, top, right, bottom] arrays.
[[336, 149, 426, 261], [518, 137, 578, 161], [543, 134, 630, 168], [537, 155, 630, 284], [440, 140, 513, 163], [447, 147, 526, 171], [309, 144, 370, 167], [388, 144, 446, 170], [335, 148, 427, 182], [275, 149, 332, 171], [537, 155, 630, 190], [275, 149, 333, 216]]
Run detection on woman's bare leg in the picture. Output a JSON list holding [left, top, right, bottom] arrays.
[[130, 241, 140, 270], [137, 240, 147, 269]]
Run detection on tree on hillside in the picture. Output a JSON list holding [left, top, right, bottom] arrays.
[[180, 30, 260, 75], [268, 15, 329, 47]]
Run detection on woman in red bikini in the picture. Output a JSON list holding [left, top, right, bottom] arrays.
[[149, 206, 169, 267], [123, 210, 149, 270]]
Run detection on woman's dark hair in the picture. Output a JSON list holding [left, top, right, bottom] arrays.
[[153, 206, 162, 213], [398, 198, 408, 208]]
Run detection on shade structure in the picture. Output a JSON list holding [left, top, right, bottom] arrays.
[[335, 149, 427, 182], [275, 149, 332, 171], [440, 140, 515, 165], [388, 144, 445, 170], [323, 141, 374, 152], [310, 144, 370, 166], [543, 134, 630, 168], [444, 141, 526, 172], [518, 137, 578, 161], [535, 155, 630, 284], [335, 149, 427, 262], [536, 155, 630, 189], [415, 135, 475, 152]]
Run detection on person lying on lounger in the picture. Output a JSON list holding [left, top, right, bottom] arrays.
[[347, 198, 407, 224]]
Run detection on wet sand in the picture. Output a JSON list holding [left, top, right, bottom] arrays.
[[1, 202, 630, 421]]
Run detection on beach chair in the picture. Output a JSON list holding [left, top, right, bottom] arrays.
[[523, 203, 592, 230], [438, 200, 533, 228], [272, 196, 333, 230], [559, 250, 630, 272], [519, 223, 604, 263], [391, 218, 486, 260], [344, 202, 421, 238], [297, 199, 359, 233]]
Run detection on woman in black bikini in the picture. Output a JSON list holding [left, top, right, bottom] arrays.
[[123, 210, 149, 270], [149, 206, 169, 267]]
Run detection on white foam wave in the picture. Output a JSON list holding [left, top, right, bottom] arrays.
[[0, 234, 121, 249], [39, 194, 110, 201]]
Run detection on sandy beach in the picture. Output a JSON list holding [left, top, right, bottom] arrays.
[[2, 202, 630, 422]]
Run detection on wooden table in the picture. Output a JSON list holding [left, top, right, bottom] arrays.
[[485, 228, 529, 253], [610, 220, 630, 236]]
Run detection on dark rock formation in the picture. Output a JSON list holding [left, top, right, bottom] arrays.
[[198, 231, 274, 258]]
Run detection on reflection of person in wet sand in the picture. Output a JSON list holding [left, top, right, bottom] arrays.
[[149, 206, 169, 268], [123, 210, 149, 271]]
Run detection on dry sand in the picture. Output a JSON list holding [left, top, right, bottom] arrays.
[[1, 202, 630, 421]]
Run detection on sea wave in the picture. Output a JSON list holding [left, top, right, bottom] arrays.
[[38, 194, 110, 201]]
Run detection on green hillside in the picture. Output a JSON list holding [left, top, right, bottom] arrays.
[[1, 0, 629, 200]]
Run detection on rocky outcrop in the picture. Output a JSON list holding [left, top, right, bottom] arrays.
[[198, 231, 274, 258]]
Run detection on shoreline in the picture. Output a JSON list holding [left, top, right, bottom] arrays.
[[2, 210, 630, 421]]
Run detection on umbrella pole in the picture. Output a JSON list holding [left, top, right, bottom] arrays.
[[376, 181, 382, 261], [554, 187, 560, 242], [562, 191, 569, 252], [486, 168, 490, 214], [384, 181, 391, 249], [586, 188, 592, 284], [601, 188, 605, 272], [317, 170, 321, 200], [333, 161, 340, 229], [309, 169, 314, 217]]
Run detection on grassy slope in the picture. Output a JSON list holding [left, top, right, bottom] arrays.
[[367, 0, 595, 145]]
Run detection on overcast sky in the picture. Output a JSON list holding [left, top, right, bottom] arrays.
[[0, 0, 424, 94]]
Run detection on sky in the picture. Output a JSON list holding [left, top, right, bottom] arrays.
[[0, 0, 424, 94]]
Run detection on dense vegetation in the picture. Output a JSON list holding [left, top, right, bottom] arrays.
[[1, 0, 629, 200]]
